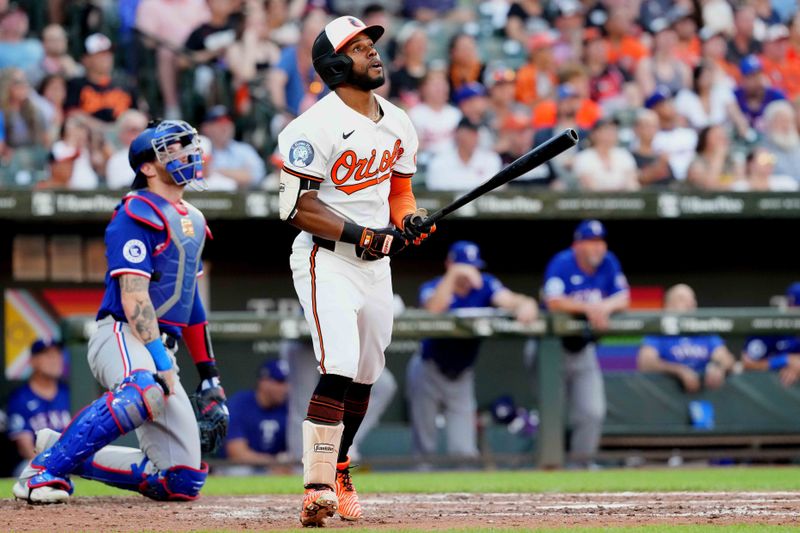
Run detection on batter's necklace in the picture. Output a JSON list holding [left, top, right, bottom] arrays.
[[369, 95, 383, 122], [371, 103, 384, 122]]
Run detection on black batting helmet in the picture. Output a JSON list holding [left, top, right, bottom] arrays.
[[312, 16, 384, 89]]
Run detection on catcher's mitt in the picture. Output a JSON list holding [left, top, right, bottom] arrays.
[[191, 378, 229, 455]]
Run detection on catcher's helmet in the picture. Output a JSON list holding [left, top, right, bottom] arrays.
[[312, 16, 384, 89], [129, 123, 158, 190], [129, 120, 203, 189]]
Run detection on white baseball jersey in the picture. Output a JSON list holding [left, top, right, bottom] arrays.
[[278, 91, 419, 229]]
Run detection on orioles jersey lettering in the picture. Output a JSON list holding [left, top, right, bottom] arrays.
[[330, 140, 404, 194], [278, 92, 419, 229]]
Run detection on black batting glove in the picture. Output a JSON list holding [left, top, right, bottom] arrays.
[[401, 208, 436, 245], [342, 222, 408, 259], [359, 226, 407, 259]]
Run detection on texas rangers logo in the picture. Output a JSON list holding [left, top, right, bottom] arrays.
[[123, 239, 147, 263], [330, 139, 404, 194], [289, 140, 314, 168]]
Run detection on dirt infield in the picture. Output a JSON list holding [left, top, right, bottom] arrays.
[[2, 492, 799, 531]]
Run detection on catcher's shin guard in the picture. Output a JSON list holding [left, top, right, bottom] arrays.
[[73, 447, 154, 491], [138, 463, 209, 501], [79, 457, 208, 501], [302, 419, 344, 489], [30, 370, 166, 480]]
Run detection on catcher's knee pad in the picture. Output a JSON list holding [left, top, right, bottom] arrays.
[[139, 463, 209, 501], [33, 370, 166, 477], [302, 419, 343, 488], [112, 370, 168, 430]]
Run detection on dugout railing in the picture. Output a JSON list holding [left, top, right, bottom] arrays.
[[59, 308, 800, 469]]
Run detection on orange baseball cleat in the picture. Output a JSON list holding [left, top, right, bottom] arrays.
[[335, 457, 362, 521], [300, 485, 338, 527]]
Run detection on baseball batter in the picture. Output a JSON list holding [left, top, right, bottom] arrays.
[[13, 120, 229, 503], [278, 15, 434, 527]]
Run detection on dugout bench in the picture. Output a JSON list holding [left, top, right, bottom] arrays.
[[55, 308, 800, 469]]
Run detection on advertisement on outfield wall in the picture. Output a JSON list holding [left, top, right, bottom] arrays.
[[2, 191, 800, 220]]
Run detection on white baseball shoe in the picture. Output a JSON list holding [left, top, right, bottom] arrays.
[[13, 429, 71, 504], [13, 479, 71, 504]]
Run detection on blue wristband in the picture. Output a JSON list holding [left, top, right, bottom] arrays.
[[145, 339, 173, 371], [769, 354, 790, 371]]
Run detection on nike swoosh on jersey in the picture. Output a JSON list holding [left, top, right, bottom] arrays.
[[342, 130, 355, 139]]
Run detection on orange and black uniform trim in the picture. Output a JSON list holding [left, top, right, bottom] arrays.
[[283, 164, 324, 182], [307, 395, 345, 424], [390, 170, 414, 179], [309, 244, 326, 373]]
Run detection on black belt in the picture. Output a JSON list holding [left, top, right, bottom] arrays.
[[312, 236, 378, 261]]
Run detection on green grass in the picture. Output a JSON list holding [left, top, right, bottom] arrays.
[[3, 466, 800, 498]]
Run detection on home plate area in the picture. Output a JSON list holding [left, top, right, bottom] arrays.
[[2, 492, 799, 530]]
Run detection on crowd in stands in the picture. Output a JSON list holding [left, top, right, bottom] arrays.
[[2, 0, 800, 191]]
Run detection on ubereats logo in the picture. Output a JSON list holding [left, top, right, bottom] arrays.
[[658, 194, 744, 217], [33, 193, 118, 215], [31, 192, 55, 216], [473, 195, 544, 215], [245, 192, 269, 217], [0, 195, 17, 210], [661, 315, 734, 334]]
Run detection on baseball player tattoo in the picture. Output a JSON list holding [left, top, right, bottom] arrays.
[[13, 120, 229, 504], [278, 15, 434, 527]]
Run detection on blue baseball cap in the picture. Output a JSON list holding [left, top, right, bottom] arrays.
[[786, 283, 800, 307], [740, 54, 763, 76], [453, 82, 487, 105], [644, 86, 672, 109], [31, 338, 61, 356], [447, 240, 486, 268], [259, 359, 288, 382], [574, 219, 606, 241]]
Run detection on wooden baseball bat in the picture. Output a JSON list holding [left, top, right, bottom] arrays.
[[411, 128, 579, 227]]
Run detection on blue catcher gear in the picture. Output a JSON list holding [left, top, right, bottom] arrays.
[[28, 370, 166, 484], [129, 125, 157, 190], [122, 190, 207, 327], [152, 120, 203, 187], [24, 470, 74, 496], [76, 455, 208, 501], [139, 463, 209, 501], [129, 120, 203, 189]]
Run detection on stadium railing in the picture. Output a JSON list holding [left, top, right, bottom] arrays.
[[60, 307, 800, 469], [1, 189, 800, 220]]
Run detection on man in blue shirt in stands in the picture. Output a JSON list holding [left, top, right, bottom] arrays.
[[407, 241, 538, 458], [6, 339, 71, 473], [638, 284, 735, 392], [225, 359, 289, 465], [542, 219, 630, 467], [742, 282, 800, 387]]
